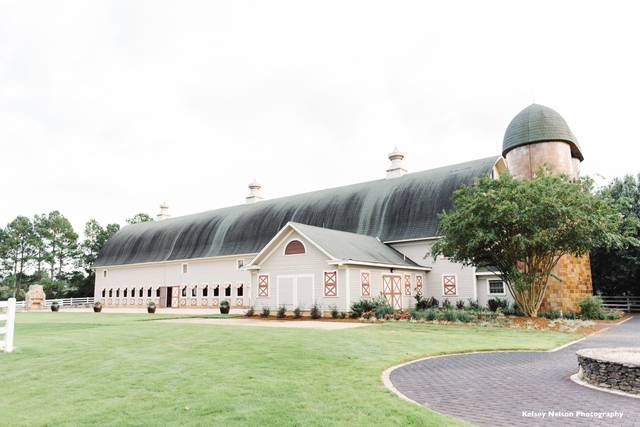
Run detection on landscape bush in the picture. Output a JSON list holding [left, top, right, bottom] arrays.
[[310, 303, 322, 319], [245, 306, 255, 317], [293, 307, 302, 318], [277, 305, 286, 319], [260, 307, 270, 317], [487, 298, 508, 312], [374, 302, 394, 320], [415, 294, 439, 310], [350, 299, 376, 317], [455, 300, 465, 309], [578, 295, 606, 320], [330, 305, 339, 319], [467, 299, 480, 310], [442, 299, 452, 309]]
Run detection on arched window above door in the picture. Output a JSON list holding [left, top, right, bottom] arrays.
[[284, 240, 305, 255]]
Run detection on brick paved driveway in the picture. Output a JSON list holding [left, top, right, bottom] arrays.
[[389, 316, 640, 426]]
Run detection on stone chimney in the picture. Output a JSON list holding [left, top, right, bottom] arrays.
[[386, 147, 407, 179], [246, 179, 264, 204], [156, 202, 171, 221]]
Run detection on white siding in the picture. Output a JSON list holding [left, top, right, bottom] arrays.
[[391, 240, 476, 305], [95, 255, 254, 308], [476, 275, 514, 308]]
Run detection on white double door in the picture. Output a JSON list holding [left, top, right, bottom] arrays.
[[276, 275, 314, 309]]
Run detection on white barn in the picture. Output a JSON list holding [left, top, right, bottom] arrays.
[[94, 104, 588, 313]]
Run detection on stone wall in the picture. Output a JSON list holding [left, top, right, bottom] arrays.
[[577, 351, 640, 395], [540, 254, 592, 313]]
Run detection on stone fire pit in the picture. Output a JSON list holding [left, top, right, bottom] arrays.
[[577, 348, 640, 395]]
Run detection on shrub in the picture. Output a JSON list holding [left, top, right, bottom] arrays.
[[467, 299, 480, 310], [457, 309, 473, 322], [487, 298, 508, 312], [260, 307, 270, 317], [442, 299, 452, 309], [578, 295, 606, 320], [563, 311, 577, 320], [455, 300, 465, 310], [293, 306, 302, 318], [425, 308, 438, 321], [606, 311, 621, 320], [245, 306, 255, 317], [443, 309, 457, 321], [330, 305, 339, 319], [350, 299, 376, 317], [277, 305, 286, 319], [361, 310, 374, 320], [310, 303, 322, 319], [416, 295, 439, 310], [339, 312, 347, 319], [375, 302, 394, 320], [503, 301, 524, 317], [539, 310, 561, 320]]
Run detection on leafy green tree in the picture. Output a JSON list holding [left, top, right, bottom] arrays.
[[4, 216, 38, 297], [41, 211, 79, 279], [591, 175, 640, 296], [80, 219, 120, 296], [126, 213, 153, 225], [432, 172, 630, 317], [33, 213, 51, 274]]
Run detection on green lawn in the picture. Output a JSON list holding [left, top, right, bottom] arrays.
[[1, 313, 579, 426]]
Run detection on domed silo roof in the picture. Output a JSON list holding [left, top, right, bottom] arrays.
[[502, 104, 583, 161]]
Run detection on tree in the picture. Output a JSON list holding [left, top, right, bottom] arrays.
[[4, 216, 37, 297], [80, 219, 120, 297], [33, 213, 51, 274], [126, 213, 153, 225], [591, 175, 640, 296], [81, 219, 120, 270], [41, 211, 79, 279], [432, 172, 629, 317]]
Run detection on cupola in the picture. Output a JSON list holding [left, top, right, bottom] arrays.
[[386, 147, 407, 179]]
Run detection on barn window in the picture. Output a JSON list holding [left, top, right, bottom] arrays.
[[324, 271, 337, 297], [258, 275, 269, 297], [237, 259, 245, 269], [237, 284, 244, 297], [101, 288, 106, 298], [213, 285, 220, 297], [139, 288, 143, 298], [225, 284, 231, 297], [202, 285, 208, 297], [404, 275, 412, 296], [442, 274, 457, 296], [147, 287, 152, 298], [116, 288, 120, 297], [416, 275, 423, 293], [489, 280, 505, 295], [123, 288, 128, 298], [181, 286, 187, 297], [360, 272, 370, 297], [192, 286, 197, 297], [156, 287, 161, 297], [103, 270, 107, 278], [182, 263, 188, 274], [284, 240, 305, 255], [109, 289, 113, 297]]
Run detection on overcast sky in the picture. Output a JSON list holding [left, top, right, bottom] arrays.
[[1, 1, 639, 234]]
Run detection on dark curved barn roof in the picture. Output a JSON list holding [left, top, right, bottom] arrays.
[[502, 104, 583, 161], [94, 156, 500, 267]]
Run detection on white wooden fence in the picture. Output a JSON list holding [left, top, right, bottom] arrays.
[[9, 297, 95, 311], [0, 298, 16, 353]]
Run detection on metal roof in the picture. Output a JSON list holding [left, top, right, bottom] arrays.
[[94, 156, 500, 267], [502, 104, 583, 161], [288, 222, 421, 268]]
